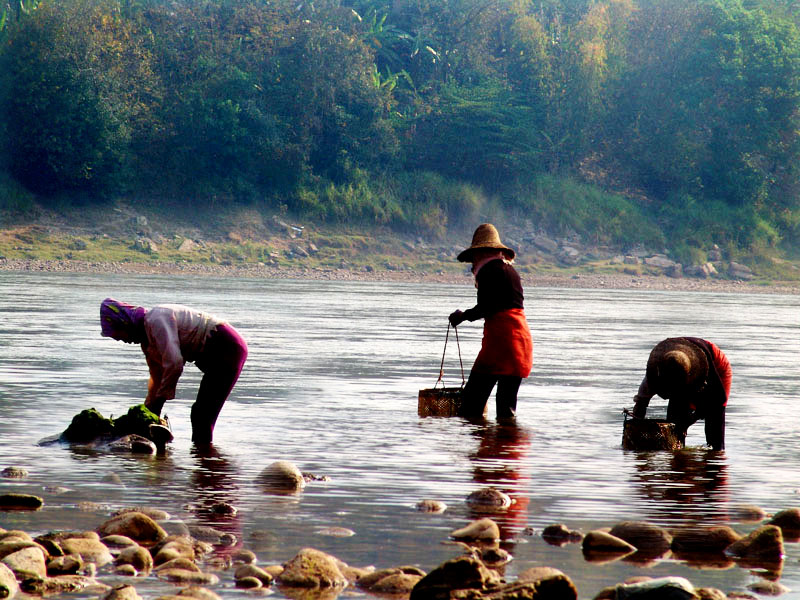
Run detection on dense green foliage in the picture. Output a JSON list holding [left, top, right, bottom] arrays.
[[2, 0, 800, 257]]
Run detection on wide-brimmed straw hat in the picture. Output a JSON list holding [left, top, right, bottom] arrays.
[[646, 338, 709, 395], [457, 223, 515, 263]]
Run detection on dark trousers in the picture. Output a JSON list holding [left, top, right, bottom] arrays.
[[459, 372, 522, 419], [193, 324, 248, 444], [667, 402, 726, 451]]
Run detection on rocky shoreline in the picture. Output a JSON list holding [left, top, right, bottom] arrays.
[[0, 486, 797, 600], [2, 258, 799, 295]]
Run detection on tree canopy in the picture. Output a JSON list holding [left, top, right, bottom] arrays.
[[2, 0, 800, 256]]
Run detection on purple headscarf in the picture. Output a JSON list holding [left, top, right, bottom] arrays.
[[100, 298, 147, 339]]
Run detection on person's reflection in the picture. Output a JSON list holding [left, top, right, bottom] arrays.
[[190, 445, 243, 561], [466, 418, 532, 549], [632, 447, 730, 526]]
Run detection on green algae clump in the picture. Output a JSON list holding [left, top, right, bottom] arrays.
[[61, 408, 115, 442], [112, 404, 162, 438]]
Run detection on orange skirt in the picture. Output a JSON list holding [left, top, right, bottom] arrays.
[[472, 308, 533, 377]]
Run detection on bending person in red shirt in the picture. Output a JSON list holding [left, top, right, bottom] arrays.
[[100, 299, 248, 446], [632, 337, 731, 450], [449, 224, 533, 419]]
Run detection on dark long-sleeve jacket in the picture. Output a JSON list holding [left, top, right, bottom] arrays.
[[634, 337, 731, 416], [462, 259, 524, 322]]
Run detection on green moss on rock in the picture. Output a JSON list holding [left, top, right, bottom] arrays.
[[61, 408, 115, 442]]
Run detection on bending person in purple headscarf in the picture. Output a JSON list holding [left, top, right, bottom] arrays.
[[100, 299, 248, 446]]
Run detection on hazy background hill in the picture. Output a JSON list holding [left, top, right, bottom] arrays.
[[2, 0, 800, 280]]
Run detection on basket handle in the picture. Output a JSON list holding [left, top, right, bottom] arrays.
[[435, 322, 465, 389]]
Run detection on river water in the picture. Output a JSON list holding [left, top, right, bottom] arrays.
[[0, 271, 799, 599]]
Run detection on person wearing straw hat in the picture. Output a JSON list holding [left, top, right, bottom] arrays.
[[449, 224, 533, 419], [631, 337, 731, 450], [100, 298, 248, 446]]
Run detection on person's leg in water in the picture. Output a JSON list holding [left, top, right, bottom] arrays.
[[704, 406, 725, 451], [495, 376, 522, 418], [666, 399, 694, 447], [459, 372, 498, 418], [192, 324, 248, 445]]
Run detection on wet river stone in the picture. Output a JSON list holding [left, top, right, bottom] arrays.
[[257, 461, 306, 494], [104, 584, 142, 600], [669, 526, 741, 554], [97, 512, 167, 545], [451, 518, 501, 542], [0, 467, 27, 479], [724, 524, 784, 563], [234, 564, 273, 586], [608, 521, 673, 556], [276, 547, 348, 588], [409, 555, 501, 600], [767, 507, 800, 540], [0, 563, 18, 599], [157, 569, 219, 585], [581, 530, 636, 561], [47, 554, 83, 575], [416, 499, 447, 513], [114, 545, 153, 572], [466, 487, 512, 511], [0, 494, 43, 511], [1, 545, 47, 579], [60, 537, 114, 567]]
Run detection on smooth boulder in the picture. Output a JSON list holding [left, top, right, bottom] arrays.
[[97, 512, 167, 546], [276, 548, 348, 589], [257, 461, 305, 494]]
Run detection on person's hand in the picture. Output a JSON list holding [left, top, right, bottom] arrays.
[[449, 310, 465, 327]]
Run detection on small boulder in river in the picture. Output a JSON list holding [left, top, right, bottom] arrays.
[[767, 507, 800, 541], [409, 555, 500, 600], [465, 487, 513, 511], [609, 521, 673, 557], [724, 524, 784, 564], [582, 530, 636, 563], [0, 493, 43, 511], [257, 461, 305, 494], [451, 518, 500, 542], [1, 467, 27, 479], [97, 512, 167, 546], [670, 526, 740, 554], [276, 547, 348, 588]]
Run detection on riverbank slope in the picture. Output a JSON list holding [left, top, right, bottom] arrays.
[[2, 201, 799, 295]]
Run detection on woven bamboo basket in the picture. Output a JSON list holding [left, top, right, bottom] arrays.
[[418, 386, 465, 417], [419, 323, 467, 417], [622, 413, 685, 451]]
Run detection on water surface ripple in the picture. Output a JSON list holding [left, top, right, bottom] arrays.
[[0, 272, 798, 598]]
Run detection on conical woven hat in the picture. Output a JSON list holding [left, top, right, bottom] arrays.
[[457, 223, 515, 262], [646, 338, 708, 396]]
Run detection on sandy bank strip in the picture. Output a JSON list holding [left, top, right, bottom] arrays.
[[1, 258, 799, 295]]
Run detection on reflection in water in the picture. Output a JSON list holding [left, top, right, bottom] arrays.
[[190, 445, 242, 558], [631, 448, 729, 526], [466, 419, 532, 546]]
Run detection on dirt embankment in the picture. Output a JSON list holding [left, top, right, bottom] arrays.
[[1, 202, 799, 295]]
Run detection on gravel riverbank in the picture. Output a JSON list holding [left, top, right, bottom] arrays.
[[2, 257, 799, 295]]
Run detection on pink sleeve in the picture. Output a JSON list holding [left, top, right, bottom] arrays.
[[145, 311, 185, 401]]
